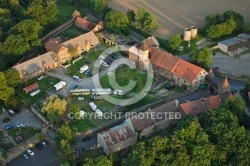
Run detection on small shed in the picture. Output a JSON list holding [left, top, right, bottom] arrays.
[[23, 82, 39, 94]]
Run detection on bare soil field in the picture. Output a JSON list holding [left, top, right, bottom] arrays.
[[109, 0, 250, 38]]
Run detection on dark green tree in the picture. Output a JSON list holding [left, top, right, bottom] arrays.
[[83, 156, 112, 166], [191, 47, 212, 66], [168, 34, 182, 53], [127, 9, 136, 22], [0, 72, 14, 102], [4, 69, 22, 87]]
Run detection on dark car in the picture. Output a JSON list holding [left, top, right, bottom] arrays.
[[5, 124, 15, 130], [105, 61, 111, 65], [3, 118, 11, 123], [71, 84, 78, 90], [14, 109, 21, 114], [81, 137, 90, 142], [36, 143, 44, 150], [165, 84, 175, 90], [112, 54, 119, 59]]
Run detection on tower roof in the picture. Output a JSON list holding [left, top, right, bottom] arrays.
[[72, 10, 80, 18], [209, 68, 213, 74], [220, 77, 230, 89], [139, 42, 149, 51]]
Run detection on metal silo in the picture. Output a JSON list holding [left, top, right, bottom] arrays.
[[191, 26, 198, 38], [183, 28, 191, 41]]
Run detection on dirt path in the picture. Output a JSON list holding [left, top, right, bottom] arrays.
[[109, 0, 250, 38]]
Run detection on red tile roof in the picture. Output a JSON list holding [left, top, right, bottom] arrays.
[[99, 122, 136, 146], [179, 95, 222, 115], [150, 47, 179, 71], [23, 82, 39, 94], [130, 112, 155, 131], [171, 59, 204, 83], [75, 17, 97, 31], [220, 77, 230, 89]]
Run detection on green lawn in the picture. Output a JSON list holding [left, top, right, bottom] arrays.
[[0, 142, 14, 150], [7, 127, 40, 144], [57, 25, 88, 39], [100, 65, 153, 93], [67, 50, 105, 78], [16, 75, 61, 106], [55, 4, 76, 26]]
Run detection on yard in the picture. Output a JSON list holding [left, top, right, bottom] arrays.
[[56, 25, 88, 39], [7, 127, 40, 144], [67, 50, 106, 78], [16, 75, 61, 106], [100, 65, 153, 93]]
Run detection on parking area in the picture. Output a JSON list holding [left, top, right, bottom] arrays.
[[6, 143, 60, 166], [0, 105, 43, 130]]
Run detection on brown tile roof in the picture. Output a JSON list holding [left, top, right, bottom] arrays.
[[171, 59, 204, 83], [149, 47, 179, 71], [220, 77, 230, 89], [99, 122, 136, 146], [13, 51, 57, 75], [130, 112, 155, 131], [143, 36, 160, 47], [62, 31, 99, 50], [179, 95, 222, 115], [75, 17, 97, 31], [139, 42, 149, 51], [72, 10, 81, 18], [44, 39, 67, 54], [23, 82, 39, 93]]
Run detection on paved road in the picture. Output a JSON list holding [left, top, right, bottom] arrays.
[[0, 106, 43, 130], [130, 31, 145, 41], [6, 143, 60, 166], [214, 76, 246, 91], [75, 135, 97, 152]]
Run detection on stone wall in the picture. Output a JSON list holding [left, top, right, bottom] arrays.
[[30, 106, 49, 124]]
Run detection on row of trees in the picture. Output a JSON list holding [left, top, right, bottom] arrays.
[[81, 96, 250, 165], [0, 0, 58, 70], [104, 7, 159, 35], [205, 10, 244, 39]]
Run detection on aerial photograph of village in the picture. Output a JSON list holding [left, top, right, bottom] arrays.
[[0, 0, 250, 166]]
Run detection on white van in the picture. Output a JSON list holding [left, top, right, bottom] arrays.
[[80, 65, 89, 72], [89, 102, 97, 111]]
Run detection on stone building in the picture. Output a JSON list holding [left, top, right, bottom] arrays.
[[97, 121, 137, 155], [128, 37, 208, 91], [126, 100, 179, 139]]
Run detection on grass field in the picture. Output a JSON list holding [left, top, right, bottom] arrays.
[[8, 127, 40, 144], [16, 75, 61, 106], [57, 25, 88, 39]]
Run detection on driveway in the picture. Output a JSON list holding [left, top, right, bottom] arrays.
[[6, 143, 61, 166], [0, 106, 43, 130], [75, 135, 97, 152]]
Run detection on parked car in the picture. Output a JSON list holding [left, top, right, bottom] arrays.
[[5, 124, 14, 130], [71, 84, 78, 90], [17, 123, 26, 128], [3, 118, 11, 123], [27, 149, 34, 156], [112, 53, 119, 59], [41, 140, 47, 147], [77, 97, 84, 101], [23, 153, 28, 160], [38, 75, 44, 80], [165, 84, 175, 90], [73, 75, 81, 82], [7, 110, 15, 116], [13, 109, 21, 114], [36, 143, 44, 150], [81, 137, 90, 142]]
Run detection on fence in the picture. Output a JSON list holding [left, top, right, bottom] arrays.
[[4, 134, 40, 164], [59, 63, 71, 69], [72, 56, 83, 64]]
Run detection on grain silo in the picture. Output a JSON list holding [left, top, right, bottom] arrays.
[[191, 26, 198, 38], [183, 28, 191, 41]]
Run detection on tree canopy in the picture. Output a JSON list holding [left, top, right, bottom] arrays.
[[0, 72, 15, 102], [191, 47, 212, 66], [135, 7, 159, 32], [127, 9, 136, 22], [167, 34, 182, 53]]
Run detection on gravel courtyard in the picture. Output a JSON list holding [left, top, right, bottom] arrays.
[[212, 52, 250, 77], [109, 0, 250, 38]]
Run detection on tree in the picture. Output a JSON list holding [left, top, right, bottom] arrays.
[[191, 47, 212, 66], [41, 95, 67, 123], [244, 22, 250, 32], [4, 95, 21, 109], [83, 156, 112, 166], [57, 139, 76, 163], [104, 10, 129, 34], [223, 10, 244, 28], [168, 34, 182, 53], [4, 69, 21, 87], [57, 125, 73, 142], [127, 9, 135, 22], [205, 13, 223, 26], [69, 104, 80, 114], [92, 0, 109, 14], [27, 0, 58, 26], [0, 72, 14, 102], [135, 7, 159, 32]]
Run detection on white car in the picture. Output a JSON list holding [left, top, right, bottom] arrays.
[[27, 149, 34, 156], [17, 123, 26, 128], [41, 141, 47, 147], [23, 153, 28, 159], [38, 75, 44, 80], [78, 97, 84, 101]]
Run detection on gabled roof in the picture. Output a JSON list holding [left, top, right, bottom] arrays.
[[179, 95, 222, 115], [62, 31, 99, 50], [139, 42, 149, 51], [44, 39, 68, 54], [13, 51, 57, 75], [171, 58, 204, 83], [143, 36, 160, 47], [23, 82, 39, 93], [99, 122, 136, 146], [75, 17, 97, 31], [130, 111, 155, 131], [149, 47, 179, 71]]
